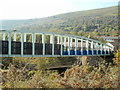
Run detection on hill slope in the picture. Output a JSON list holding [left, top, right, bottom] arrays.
[[1, 6, 118, 37]]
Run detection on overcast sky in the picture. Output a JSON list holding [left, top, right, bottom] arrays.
[[0, 0, 119, 20]]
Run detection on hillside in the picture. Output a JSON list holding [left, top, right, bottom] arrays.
[[1, 6, 118, 37]]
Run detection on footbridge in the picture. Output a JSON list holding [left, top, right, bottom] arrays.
[[0, 30, 113, 57]]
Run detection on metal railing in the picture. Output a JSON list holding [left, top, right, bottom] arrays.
[[0, 30, 113, 57]]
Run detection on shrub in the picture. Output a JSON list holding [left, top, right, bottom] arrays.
[[113, 47, 120, 66], [57, 62, 120, 88], [1, 55, 120, 88]]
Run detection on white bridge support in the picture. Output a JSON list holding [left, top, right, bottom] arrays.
[[96, 43, 98, 55], [3, 33, 6, 40], [57, 36, 60, 44], [68, 37, 70, 55], [107, 46, 110, 54], [64, 37, 66, 49], [86, 40, 89, 55], [100, 44, 103, 55], [13, 33, 16, 41], [50, 35, 54, 56], [8, 32, 11, 56], [42, 34, 45, 55], [0, 30, 113, 57], [81, 39, 83, 55], [24, 33, 26, 42], [75, 38, 78, 55], [104, 45, 106, 55], [91, 41, 94, 55], [21, 33, 24, 56], [32, 33, 35, 56]]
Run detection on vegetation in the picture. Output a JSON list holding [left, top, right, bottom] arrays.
[[1, 6, 118, 37], [1, 58, 120, 88], [113, 47, 120, 66], [0, 49, 120, 88], [57, 64, 119, 88]]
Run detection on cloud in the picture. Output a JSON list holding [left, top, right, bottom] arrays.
[[0, 0, 118, 19]]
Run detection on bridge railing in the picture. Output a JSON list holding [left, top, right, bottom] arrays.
[[0, 30, 113, 57]]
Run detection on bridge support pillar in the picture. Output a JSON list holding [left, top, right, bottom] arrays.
[[91, 41, 93, 55], [70, 38, 72, 46], [81, 39, 83, 55], [64, 37, 66, 50], [70, 38, 73, 51], [95, 43, 98, 55], [68, 37, 70, 55], [104, 45, 106, 55], [108, 47, 110, 54], [21, 33, 24, 56], [57, 36, 60, 44], [32, 33, 35, 56], [3, 33, 6, 40], [100, 44, 103, 55], [75, 38, 78, 55], [24, 33, 26, 42], [60, 36, 63, 56], [86, 40, 89, 55], [8, 33, 11, 56], [14, 33, 16, 41], [103, 45, 105, 54], [50, 35, 54, 55], [42, 34, 45, 55]]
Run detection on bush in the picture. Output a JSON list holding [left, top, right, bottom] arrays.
[[57, 62, 120, 88], [1, 56, 120, 88], [113, 47, 120, 66]]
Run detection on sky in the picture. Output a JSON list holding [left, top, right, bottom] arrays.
[[0, 0, 119, 20]]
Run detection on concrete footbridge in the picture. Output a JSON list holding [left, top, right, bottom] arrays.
[[0, 30, 113, 57]]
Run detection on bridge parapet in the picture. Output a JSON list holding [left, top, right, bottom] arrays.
[[0, 30, 113, 57]]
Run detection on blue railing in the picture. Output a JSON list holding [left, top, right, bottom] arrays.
[[62, 50, 111, 55]]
